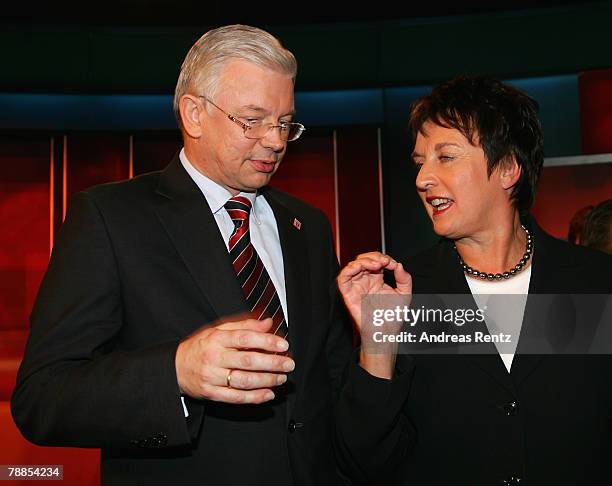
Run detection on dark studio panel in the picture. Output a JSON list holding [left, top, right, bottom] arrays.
[[380, 86, 437, 259], [579, 68, 612, 154], [132, 131, 182, 176], [335, 126, 384, 266], [66, 133, 130, 200]]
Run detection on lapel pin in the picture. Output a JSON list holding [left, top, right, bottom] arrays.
[[292, 218, 302, 230]]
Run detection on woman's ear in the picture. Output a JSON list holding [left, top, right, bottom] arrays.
[[499, 155, 522, 191]]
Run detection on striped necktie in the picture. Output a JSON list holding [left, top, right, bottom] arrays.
[[224, 196, 288, 339]]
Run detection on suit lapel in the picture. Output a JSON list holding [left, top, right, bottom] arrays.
[[154, 155, 247, 323], [510, 219, 570, 386], [446, 249, 516, 393], [414, 240, 516, 392], [262, 189, 312, 422], [423, 222, 584, 389]]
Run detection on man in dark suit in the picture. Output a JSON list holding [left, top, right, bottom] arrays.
[[12, 25, 352, 486]]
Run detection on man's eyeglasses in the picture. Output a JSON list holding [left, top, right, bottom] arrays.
[[200, 97, 305, 142]]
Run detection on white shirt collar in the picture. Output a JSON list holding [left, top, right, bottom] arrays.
[[179, 148, 261, 222]]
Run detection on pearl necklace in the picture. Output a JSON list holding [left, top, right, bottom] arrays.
[[454, 225, 533, 281]]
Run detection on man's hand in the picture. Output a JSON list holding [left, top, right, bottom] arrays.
[[337, 252, 412, 380], [175, 317, 294, 404]]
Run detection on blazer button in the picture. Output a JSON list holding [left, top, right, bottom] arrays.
[[503, 476, 522, 485], [288, 420, 303, 433], [503, 400, 518, 416]]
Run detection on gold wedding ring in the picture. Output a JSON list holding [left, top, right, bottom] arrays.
[[226, 369, 233, 388]]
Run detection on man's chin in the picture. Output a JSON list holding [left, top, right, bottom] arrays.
[[238, 174, 274, 193]]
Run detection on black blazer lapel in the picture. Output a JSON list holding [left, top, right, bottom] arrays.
[[510, 219, 573, 386], [262, 188, 312, 422], [408, 240, 515, 392], [154, 155, 247, 324]]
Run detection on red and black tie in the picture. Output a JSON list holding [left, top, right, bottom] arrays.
[[224, 196, 288, 339]]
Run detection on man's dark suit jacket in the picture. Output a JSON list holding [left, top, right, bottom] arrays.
[[11, 155, 353, 486], [336, 220, 612, 485]]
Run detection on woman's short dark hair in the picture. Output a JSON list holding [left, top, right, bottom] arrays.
[[409, 75, 544, 213]]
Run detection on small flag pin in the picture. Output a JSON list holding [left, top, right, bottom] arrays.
[[292, 218, 302, 230]]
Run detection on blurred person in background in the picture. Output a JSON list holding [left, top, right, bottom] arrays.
[[582, 198, 612, 254], [567, 204, 593, 244]]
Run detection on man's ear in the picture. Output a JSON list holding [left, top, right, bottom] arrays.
[[179, 95, 205, 138], [498, 155, 522, 191]]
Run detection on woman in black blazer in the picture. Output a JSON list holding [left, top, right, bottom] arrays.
[[335, 75, 612, 485]]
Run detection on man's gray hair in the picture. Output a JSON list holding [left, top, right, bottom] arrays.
[[173, 24, 297, 124]]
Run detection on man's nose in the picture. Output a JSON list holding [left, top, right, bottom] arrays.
[[259, 126, 286, 152]]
